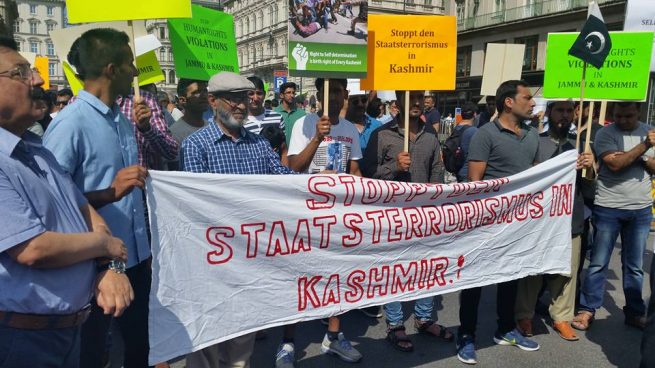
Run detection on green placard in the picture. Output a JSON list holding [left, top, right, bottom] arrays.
[[169, 5, 238, 81], [543, 32, 654, 101]]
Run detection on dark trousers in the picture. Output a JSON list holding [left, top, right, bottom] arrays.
[[458, 280, 518, 337], [640, 254, 655, 368], [0, 324, 81, 368], [80, 260, 151, 368]]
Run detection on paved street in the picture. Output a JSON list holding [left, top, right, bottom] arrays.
[[289, 5, 367, 45], [139, 234, 653, 368]]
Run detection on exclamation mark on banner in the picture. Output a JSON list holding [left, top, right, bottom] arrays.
[[456, 255, 465, 280]]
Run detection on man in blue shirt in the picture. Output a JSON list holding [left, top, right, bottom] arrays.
[[0, 36, 132, 368], [182, 72, 294, 368], [43, 29, 152, 368]]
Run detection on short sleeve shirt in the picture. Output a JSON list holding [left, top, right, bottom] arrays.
[[44, 90, 151, 268], [288, 114, 363, 174], [0, 128, 95, 314], [594, 122, 653, 210], [467, 119, 539, 180]]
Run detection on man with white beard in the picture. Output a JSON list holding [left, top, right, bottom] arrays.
[[180, 71, 295, 367]]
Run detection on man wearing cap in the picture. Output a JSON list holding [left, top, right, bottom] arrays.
[[0, 35, 132, 368], [181, 71, 295, 368]]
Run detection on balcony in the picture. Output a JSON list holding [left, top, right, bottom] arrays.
[[457, 0, 622, 31]]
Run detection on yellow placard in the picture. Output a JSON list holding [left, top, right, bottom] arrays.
[[63, 52, 164, 94], [62, 62, 84, 95], [34, 56, 49, 90], [65, 0, 192, 24], [136, 51, 165, 86], [361, 15, 457, 91]]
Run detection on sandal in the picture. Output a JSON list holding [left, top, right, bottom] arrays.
[[414, 320, 454, 342], [571, 311, 594, 331], [386, 325, 414, 352]]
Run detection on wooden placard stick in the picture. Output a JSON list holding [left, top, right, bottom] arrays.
[[403, 91, 410, 152]]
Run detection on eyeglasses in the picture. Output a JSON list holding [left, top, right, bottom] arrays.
[[215, 92, 250, 107], [0, 64, 38, 82]]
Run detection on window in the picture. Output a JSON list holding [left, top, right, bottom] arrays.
[[160, 48, 166, 62], [15, 40, 20, 51], [29, 4, 36, 14], [273, 4, 278, 24], [515, 35, 539, 71], [47, 6, 54, 16], [159, 26, 166, 40], [168, 49, 173, 63], [272, 40, 278, 56], [30, 41, 38, 54], [246, 16, 250, 34], [29, 22, 38, 34], [258, 11, 264, 29], [456, 46, 472, 77], [13, 21, 19, 33], [47, 23, 55, 33], [49, 62, 55, 76], [46, 41, 54, 55], [168, 70, 176, 84]]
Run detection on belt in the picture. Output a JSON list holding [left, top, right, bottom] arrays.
[[0, 305, 91, 330]]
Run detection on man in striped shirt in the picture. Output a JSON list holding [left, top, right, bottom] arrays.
[[244, 76, 288, 165]]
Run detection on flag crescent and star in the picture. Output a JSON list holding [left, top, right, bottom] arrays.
[[585, 31, 606, 54], [568, 1, 612, 69]]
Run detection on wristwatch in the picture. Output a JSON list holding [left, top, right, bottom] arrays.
[[97, 259, 127, 274]]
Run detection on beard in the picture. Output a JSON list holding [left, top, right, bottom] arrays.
[[217, 107, 244, 130]]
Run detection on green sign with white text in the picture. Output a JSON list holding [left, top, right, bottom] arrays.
[[287, 1, 368, 78], [543, 32, 653, 101], [169, 5, 238, 81]]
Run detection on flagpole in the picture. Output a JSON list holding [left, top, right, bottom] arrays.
[[582, 100, 595, 178], [575, 62, 587, 151]]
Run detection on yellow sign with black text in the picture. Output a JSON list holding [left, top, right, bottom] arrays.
[[361, 15, 456, 91], [65, 0, 192, 24]]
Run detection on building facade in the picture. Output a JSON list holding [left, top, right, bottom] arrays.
[[13, 0, 66, 89], [440, 0, 628, 115]]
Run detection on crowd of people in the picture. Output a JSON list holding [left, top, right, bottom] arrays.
[[1, 27, 654, 368], [289, 0, 367, 37]]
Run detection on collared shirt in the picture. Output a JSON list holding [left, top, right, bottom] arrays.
[[274, 105, 306, 147], [358, 114, 383, 152], [0, 128, 95, 314], [44, 90, 150, 268], [181, 120, 296, 174], [117, 90, 179, 169], [467, 119, 539, 180], [244, 110, 285, 136], [362, 118, 444, 183]]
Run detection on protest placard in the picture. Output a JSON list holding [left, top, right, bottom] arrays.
[[50, 22, 164, 93], [34, 57, 49, 90], [360, 15, 456, 91], [543, 32, 654, 100], [65, 0, 191, 24], [480, 44, 525, 96], [146, 151, 577, 364], [624, 0, 655, 71], [287, 0, 368, 78], [168, 5, 238, 80]]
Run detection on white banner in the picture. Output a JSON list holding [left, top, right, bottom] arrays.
[[146, 151, 577, 364], [624, 0, 655, 71]]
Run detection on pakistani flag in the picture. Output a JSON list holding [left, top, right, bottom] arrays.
[[568, 1, 612, 69]]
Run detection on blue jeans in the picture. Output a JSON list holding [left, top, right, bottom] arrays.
[[384, 297, 434, 326], [0, 325, 81, 368], [579, 205, 652, 317]]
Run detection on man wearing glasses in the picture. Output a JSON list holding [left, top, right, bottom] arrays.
[[50, 88, 73, 119], [0, 36, 132, 368], [181, 72, 295, 367]]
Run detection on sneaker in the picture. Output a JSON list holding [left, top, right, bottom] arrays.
[[321, 332, 363, 363], [360, 306, 383, 318], [493, 329, 540, 351], [456, 334, 477, 365], [275, 343, 295, 368]]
